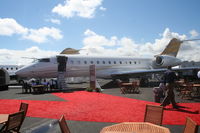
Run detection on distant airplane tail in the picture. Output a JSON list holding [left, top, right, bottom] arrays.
[[160, 38, 182, 57]]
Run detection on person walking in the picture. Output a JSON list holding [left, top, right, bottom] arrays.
[[160, 66, 179, 108]]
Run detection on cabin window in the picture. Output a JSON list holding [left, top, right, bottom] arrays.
[[134, 61, 137, 64], [84, 61, 87, 64], [129, 61, 132, 64], [39, 58, 50, 62], [16, 68, 18, 70], [11, 68, 13, 70], [97, 61, 100, 64], [103, 61, 105, 64], [6, 68, 8, 70], [108, 61, 111, 64], [90, 61, 94, 64], [119, 61, 122, 64], [114, 61, 116, 64]]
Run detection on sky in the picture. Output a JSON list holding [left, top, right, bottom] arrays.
[[0, 0, 200, 65]]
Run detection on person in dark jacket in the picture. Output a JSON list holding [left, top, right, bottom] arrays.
[[160, 66, 179, 108]]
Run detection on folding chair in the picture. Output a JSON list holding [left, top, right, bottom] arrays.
[[59, 115, 71, 133], [183, 117, 198, 133], [0, 111, 25, 133], [144, 104, 164, 125]]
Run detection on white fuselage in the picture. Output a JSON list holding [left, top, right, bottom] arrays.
[[16, 55, 153, 79], [0, 65, 23, 76]]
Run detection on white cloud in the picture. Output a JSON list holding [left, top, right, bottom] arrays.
[[80, 28, 200, 61], [0, 18, 28, 36], [52, 0, 103, 18], [0, 18, 63, 43], [1, 28, 200, 65], [46, 19, 61, 25], [0, 47, 58, 65], [83, 29, 118, 47], [99, 6, 106, 11], [189, 30, 199, 38], [23, 27, 63, 43]]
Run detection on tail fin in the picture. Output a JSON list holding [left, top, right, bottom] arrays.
[[60, 48, 79, 54], [160, 38, 182, 57]]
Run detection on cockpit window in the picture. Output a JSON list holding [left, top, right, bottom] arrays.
[[38, 58, 50, 62]]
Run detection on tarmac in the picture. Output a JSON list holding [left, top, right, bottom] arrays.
[[0, 80, 200, 133]]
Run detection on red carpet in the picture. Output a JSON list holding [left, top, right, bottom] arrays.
[[0, 91, 200, 125]]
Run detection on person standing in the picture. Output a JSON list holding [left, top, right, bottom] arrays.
[[160, 66, 178, 108]]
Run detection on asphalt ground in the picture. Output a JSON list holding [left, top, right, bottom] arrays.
[[0, 81, 200, 133]]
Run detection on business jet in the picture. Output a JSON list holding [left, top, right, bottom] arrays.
[[0, 65, 23, 76], [15, 38, 199, 81]]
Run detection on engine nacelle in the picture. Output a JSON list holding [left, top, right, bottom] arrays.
[[152, 55, 182, 68]]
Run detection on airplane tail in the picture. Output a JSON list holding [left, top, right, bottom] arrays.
[[160, 38, 182, 57]]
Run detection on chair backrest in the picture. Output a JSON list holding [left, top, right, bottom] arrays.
[[19, 102, 29, 116], [183, 117, 198, 133], [4, 111, 25, 132], [59, 115, 71, 133], [144, 104, 164, 125]]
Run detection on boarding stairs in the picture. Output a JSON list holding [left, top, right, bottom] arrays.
[[57, 72, 67, 89]]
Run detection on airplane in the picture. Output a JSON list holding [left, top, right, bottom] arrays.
[[0, 65, 23, 76], [15, 38, 200, 82]]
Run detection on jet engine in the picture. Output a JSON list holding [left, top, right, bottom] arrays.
[[152, 55, 182, 68]]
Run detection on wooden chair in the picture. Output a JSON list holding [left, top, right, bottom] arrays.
[[132, 81, 140, 93], [0, 111, 25, 133], [0, 102, 28, 131], [180, 83, 193, 100], [116, 80, 126, 94], [59, 115, 71, 133], [144, 104, 164, 125], [19, 102, 29, 117], [183, 117, 198, 133]]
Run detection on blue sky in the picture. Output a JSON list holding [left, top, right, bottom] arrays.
[[0, 0, 200, 64]]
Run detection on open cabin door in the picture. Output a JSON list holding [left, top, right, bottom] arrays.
[[57, 56, 67, 72], [56, 56, 68, 89]]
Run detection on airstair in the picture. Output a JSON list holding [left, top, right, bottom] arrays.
[[57, 56, 68, 90], [57, 72, 67, 89]]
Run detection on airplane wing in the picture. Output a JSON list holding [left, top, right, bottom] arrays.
[[111, 67, 200, 79]]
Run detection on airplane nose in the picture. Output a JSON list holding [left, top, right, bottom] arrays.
[[15, 69, 25, 77], [15, 65, 31, 77]]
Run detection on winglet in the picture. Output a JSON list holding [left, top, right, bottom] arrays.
[[160, 38, 182, 57]]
